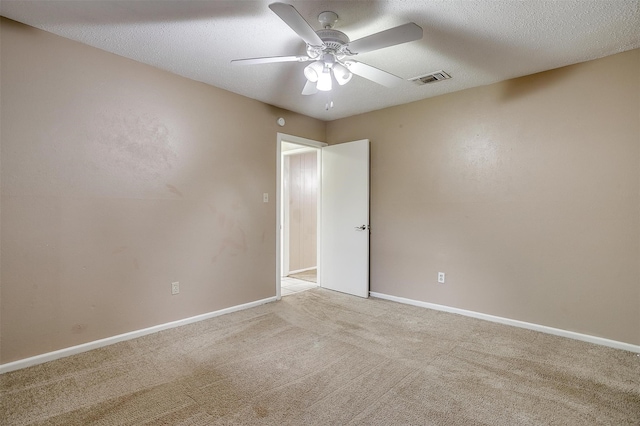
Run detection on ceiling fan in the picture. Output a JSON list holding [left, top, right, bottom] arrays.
[[232, 2, 423, 98]]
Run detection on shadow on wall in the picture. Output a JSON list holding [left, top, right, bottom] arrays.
[[500, 66, 579, 102]]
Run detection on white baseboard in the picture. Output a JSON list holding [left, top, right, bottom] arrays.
[[287, 266, 317, 275], [369, 292, 640, 354], [0, 296, 277, 374]]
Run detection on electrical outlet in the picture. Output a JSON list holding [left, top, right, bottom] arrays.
[[438, 272, 445, 284], [171, 281, 180, 295], [263, 193, 269, 203]]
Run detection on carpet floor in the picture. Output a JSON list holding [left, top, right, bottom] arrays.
[[1, 288, 639, 425]]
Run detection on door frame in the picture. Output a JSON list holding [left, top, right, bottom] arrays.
[[276, 133, 327, 300]]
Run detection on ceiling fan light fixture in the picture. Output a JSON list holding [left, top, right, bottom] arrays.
[[332, 63, 352, 85], [317, 68, 333, 91], [304, 60, 324, 82]]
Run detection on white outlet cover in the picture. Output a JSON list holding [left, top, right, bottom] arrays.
[[438, 273, 445, 284], [171, 281, 180, 294]]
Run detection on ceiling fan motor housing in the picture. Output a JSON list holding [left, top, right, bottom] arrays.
[[310, 29, 350, 59]]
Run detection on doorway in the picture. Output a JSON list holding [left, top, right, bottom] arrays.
[[276, 133, 326, 299]]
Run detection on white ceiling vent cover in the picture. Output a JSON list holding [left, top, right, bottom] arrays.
[[409, 70, 451, 85]]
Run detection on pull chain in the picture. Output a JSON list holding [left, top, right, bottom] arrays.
[[325, 93, 334, 111]]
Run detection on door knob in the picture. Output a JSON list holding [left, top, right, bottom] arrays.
[[355, 225, 367, 231]]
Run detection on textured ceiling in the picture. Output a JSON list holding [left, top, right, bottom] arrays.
[[1, 0, 639, 121]]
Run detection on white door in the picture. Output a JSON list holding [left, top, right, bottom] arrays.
[[321, 139, 370, 298]]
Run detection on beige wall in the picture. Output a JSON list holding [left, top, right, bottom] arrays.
[[287, 151, 317, 272], [327, 49, 640, 346], [0, 18, 325, 363]]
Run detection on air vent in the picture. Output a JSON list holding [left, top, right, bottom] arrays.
[[409, 70, 451, 85]]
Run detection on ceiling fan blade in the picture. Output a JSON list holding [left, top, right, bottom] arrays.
[[231, 55, 309, 65], [269, 2, 324, 47], [346, 23, 423, 55], [301, 80, 318, 95], [345, 61, 405, 88]]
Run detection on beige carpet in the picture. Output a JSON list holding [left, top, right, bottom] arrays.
[[287, 268, 317, 283], [1, 288, 639, 425]]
